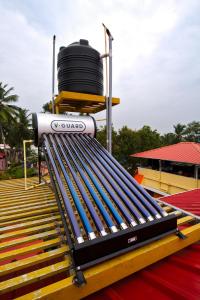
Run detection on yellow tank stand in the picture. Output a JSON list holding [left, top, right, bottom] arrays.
[[49, 91, 120, 114]]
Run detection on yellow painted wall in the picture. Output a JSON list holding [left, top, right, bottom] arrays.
[[138, 167, 200, 195]]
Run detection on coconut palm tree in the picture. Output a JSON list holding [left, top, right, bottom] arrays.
[[0, 82, 19, 165], [6, 108, 32, 163], [0, 82, 19, 119], [173, 123, 186, 142], [7, 108, 31, 148]]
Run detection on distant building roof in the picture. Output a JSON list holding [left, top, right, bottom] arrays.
[[131, 142, 200, 165]]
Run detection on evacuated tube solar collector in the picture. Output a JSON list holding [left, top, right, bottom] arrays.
[[33, 112, 177, 274], [30, 34, 179, 287]]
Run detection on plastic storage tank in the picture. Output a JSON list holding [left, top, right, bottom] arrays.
[[57, 39, 103, 96]]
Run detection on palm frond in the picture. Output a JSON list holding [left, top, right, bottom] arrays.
[[7, 104, 21, 111], [3, 87, 14, 97], [3, 94, 18, 103], [1, 105, 18, 121], [0, 110, 8, 122], [0, 83, 8, 90]]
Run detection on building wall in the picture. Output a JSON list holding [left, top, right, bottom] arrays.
[[138, 167, 200, 194]]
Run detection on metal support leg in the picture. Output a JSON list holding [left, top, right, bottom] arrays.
[[52, 35, 56, 114], [102, 23, 113, 154], [108, 33, 113, 154], [38, 147, 42, 184]]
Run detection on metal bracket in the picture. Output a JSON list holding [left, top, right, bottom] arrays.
[[176, 229, 187, 240], [73, 270, 86, 287]]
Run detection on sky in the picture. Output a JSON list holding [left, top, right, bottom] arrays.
[[0, 0, 200, 133]]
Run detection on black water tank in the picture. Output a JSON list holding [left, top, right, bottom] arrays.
[[57, 39, 103, 95]]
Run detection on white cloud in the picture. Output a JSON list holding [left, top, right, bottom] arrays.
[[0, 0, 199, 132], [0, 5, 52, 111]]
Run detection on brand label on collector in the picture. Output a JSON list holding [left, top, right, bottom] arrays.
[[51, 120, 86, 132], [128, 236, 137, 244]]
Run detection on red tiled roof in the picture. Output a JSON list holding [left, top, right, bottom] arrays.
[[131, 142, 200, 165], [86, 189, 200, 300]]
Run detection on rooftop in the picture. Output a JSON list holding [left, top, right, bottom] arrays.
[[131, 142, 200, 165], [87, 188, 200, 300]]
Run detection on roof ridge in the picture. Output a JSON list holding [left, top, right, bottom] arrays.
[[179, 141, 198, 144], [131, 142, 200, 164]]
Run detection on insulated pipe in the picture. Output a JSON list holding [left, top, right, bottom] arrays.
[[70, 134, 140, 226], [89, 136, 167, 217], [64, 134, 127, 230], [76, 136, 153, 221], [103, 23, 113, 154], [108, 32, 113, 154], [54, 134, 107, 236], [60, 134, 118, 233], [83, 135, 161, 219], [48, 134, 95, 240], [43, 134, 83, 243]]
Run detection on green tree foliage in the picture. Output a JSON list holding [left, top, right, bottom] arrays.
[[115, 126, 140, 171], [0, 82, 19, 121], [161, 132, 177, 145], [0, 82, 20, 164], [0, 83, 32, 165], [184, 121, 200, 142], [96, 125, 107, 148], [137, 126, 162, 151], [6, 108, 32, 148], [173, 123, 186, 142], [96, 126, 118, 150], [2, 108, 32, 164], [162, 121, 200, 144], [42, 102, 51, 113]]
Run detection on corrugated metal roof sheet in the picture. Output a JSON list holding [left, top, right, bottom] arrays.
[[161, 188, 200, 215], [86, 189, 200, 300], [131, 142, 200, 165]]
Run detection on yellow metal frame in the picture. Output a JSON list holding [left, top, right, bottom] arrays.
[[18, 223, 200, 300], [0, 178, 199, 299], [50, 91, 120, 114], [23, 140, 45, 190]]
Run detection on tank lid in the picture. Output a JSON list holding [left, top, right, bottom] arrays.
[[68, 39, 91, 48], [80, 39, 89, 46]]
